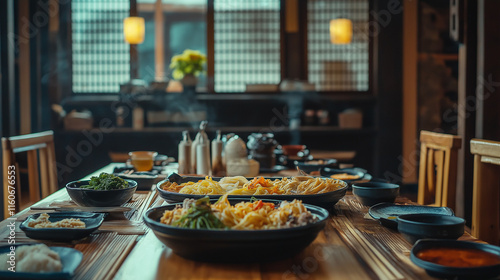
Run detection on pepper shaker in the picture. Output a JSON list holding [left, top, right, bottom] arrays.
[[211, 130, 224, 176]]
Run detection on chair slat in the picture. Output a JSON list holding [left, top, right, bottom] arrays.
[[2, 131, 58, 219]]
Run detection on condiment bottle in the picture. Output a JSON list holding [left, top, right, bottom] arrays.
[[178, 131, 192, 174], [191, 121, 209, 173], [211, 130, 224, 176], [196, 136, 211, 175]]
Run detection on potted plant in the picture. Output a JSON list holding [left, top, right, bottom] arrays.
[[169, 49, 206, 89]]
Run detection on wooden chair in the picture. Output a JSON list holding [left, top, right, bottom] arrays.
[[417, 131, 462, 212], [2, 131, 58, 219], [471, 139, 500, 245]]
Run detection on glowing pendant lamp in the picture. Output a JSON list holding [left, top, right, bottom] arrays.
[[123, 17, 145, 44], [330, 18, 352, 44]]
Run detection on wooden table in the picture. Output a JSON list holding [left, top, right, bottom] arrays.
[[0, 163, 482, 280]]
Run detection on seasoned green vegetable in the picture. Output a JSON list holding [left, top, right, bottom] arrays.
[[81, 173, 129, 190], [172, 197, 227, 229]]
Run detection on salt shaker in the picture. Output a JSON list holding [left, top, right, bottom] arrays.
[[211, 130, 224, 176], [178, 131, 192, 174], [196, 136, 211, 175]]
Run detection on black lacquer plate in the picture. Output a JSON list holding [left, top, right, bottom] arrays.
[[20, 212, 105, 241], [411, 239, 500, 279], [143, 198, 329, 262], [319, 167, 372, 186], [156, 174, 348, 209], [369, 203, 455, 229], [0, 244, 83, 279], [115, 172, 158, 191]]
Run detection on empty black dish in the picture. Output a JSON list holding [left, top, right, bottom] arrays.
[[143, 198, 329, 262], [411, 239, 500, 279], [20, 212, 105, 241], [369, 203, 455, 229], [352, 182, 399, 206], [294, 159, 338, 173], [156, 174, 348, 209], [320, 167, 372, 185], [66, 179, 137, 207], [398, 213, 465, 244], [0, 244, 83, 279], [116, 172, 158, 191]]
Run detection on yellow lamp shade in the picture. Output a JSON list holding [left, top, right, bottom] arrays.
[[123, 17, 145, 44], [330, 18, 352, 44]]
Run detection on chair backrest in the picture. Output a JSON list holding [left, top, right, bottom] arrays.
[[417, 130, 462, 212], [471, 138, 500, 245], [2, 131, 58, 219]]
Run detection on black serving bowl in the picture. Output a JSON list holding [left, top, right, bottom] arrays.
[[20, 212, 105, 241], [411, 239, 500, 279], [65, 180, 137, 207], [294, 159, 338, 173], [397, 214, 465, 244], [143, 198, 329, 262], [352, 182, 399, 206], [116, 172, 159, 191]]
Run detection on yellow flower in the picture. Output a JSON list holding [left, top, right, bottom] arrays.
[[169, 49, 206, 80], [172, 69, 184, 80]]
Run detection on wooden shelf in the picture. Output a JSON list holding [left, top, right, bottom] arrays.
[[60, 126, 376, 134], [418, 53, 459, 62], [61, 92, 376, 107]]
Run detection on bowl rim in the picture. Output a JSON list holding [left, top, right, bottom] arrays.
[[397, 213, 465, 226], [65, 179, 138, 191], [143, 198, 330, 234], [352, 182, 400, 190]]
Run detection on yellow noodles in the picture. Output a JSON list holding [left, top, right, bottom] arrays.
[[177, 177, 225, 195], [160, 195, 317, 230], [162, 176, 345, 196]]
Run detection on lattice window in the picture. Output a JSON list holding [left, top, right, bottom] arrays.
[[71, 0, 130, 93], [213, 0, 281, 92], [308, 0, 370, 91]]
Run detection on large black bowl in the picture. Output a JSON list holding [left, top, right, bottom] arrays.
[[143, 199, 329, 262], [411, 239, 500, 279], [156, 175, 348, 209], [20, 212, 105, 241], [352, 182, 399, 206], [65, 180, 137, 207], [398, 214, 465, 244]]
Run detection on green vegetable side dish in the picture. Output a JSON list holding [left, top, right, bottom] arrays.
[[80, 173, 130, 190], [172, 197, 227, 230]]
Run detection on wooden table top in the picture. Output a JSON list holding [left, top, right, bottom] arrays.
[[0, 163, 482, 280]]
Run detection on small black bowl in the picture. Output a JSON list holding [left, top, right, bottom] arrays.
[[20, 212, 105, 241], [352, 182, 399, 206], [411, 239, 500, 279], [65, 180, 137, 207], [116, 172, 158, 191], [143, 198, 329, 262], [397, 214, 465, 244], [294, 159, 338, 173]]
